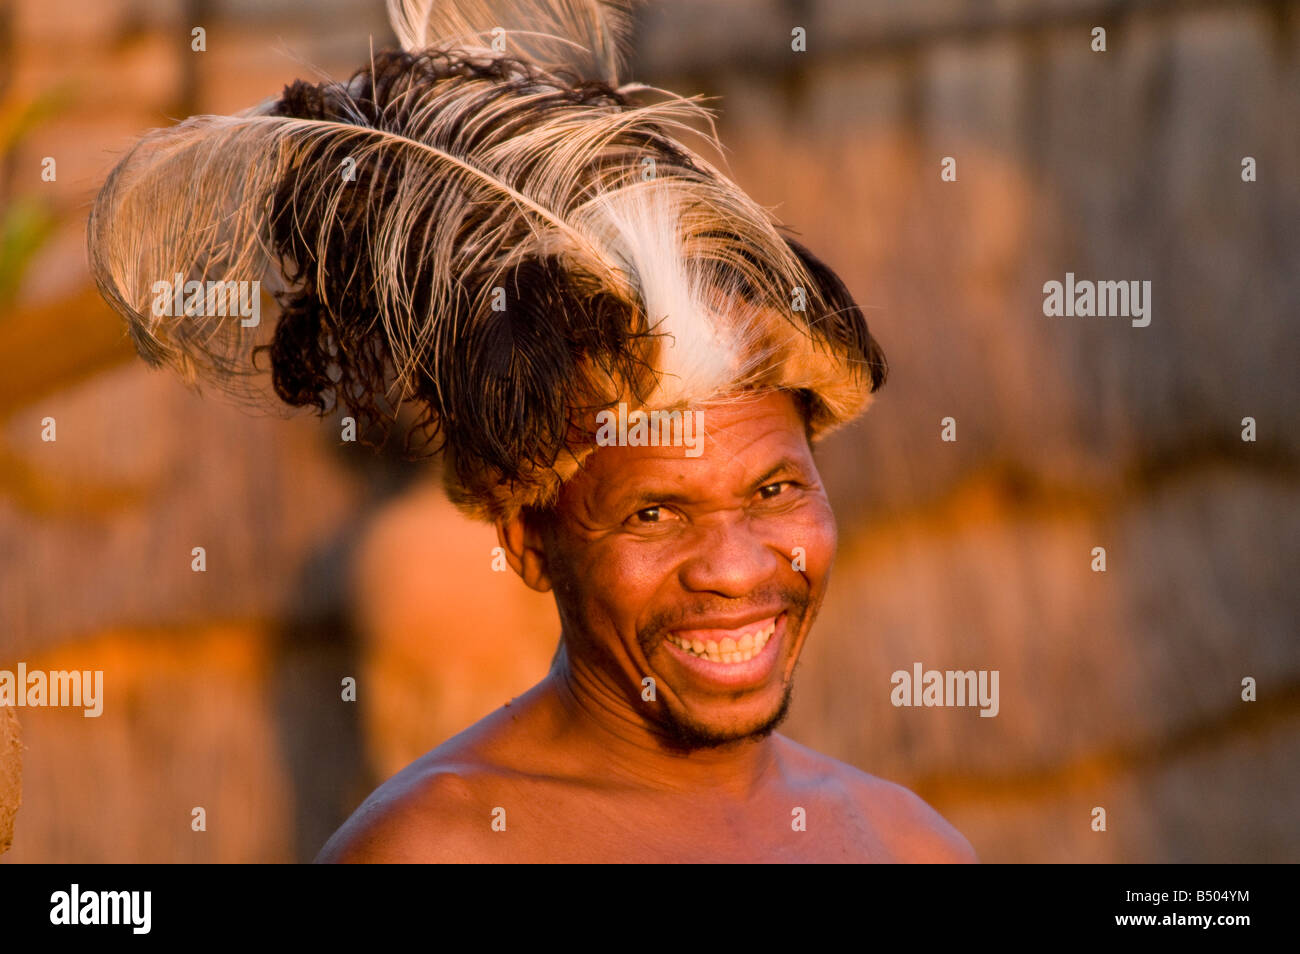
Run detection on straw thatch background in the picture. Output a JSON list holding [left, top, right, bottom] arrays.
[[1, 0, 1297, 862]]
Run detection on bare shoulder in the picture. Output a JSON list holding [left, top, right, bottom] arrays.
[[773, 734, 978, 863], [856, 774, 979, 863], [315, 713, 525, 863], [314, 759, 496, 863]]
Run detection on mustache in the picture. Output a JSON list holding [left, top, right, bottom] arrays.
[[637, 586, 810, 651]]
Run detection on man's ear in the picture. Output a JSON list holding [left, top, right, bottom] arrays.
[[495, 509, 553, 593]]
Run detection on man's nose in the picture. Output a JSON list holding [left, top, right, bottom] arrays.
[[678, 516, 782, 598]]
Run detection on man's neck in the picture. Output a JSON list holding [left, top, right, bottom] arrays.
[[542, 643, 780, 799]]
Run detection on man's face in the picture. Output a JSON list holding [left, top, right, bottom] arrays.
[[539, 390, 838, 749]]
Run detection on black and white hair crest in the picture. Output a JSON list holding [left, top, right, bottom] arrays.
[[87, 0, 887, 521]]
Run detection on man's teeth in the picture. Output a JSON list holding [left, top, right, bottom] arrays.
[[667, 619, 777, 664]]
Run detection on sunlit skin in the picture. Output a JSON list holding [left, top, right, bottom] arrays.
[[317, 391, 977, 862]]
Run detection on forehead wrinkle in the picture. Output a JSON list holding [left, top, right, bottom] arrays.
[[560, 392, 810, 521]]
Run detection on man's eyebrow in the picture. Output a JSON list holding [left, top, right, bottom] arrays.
[[606, 457, 809, 514], [749, 456, 806, 490], [612, 488, 699, 512]]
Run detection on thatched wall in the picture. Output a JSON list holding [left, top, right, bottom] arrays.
[[1, 0, 1295, 861]]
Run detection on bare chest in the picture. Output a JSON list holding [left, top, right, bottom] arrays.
[[460, 781, 894, 863]]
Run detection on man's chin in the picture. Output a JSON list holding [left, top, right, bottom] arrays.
[[656, 686, 794, 753]]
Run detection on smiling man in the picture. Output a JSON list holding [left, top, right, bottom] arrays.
[[86, 0, 976, 863], [316, 389, 975, 863]]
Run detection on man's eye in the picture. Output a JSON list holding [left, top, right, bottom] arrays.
[[757, 482, 788, 500], [624, 504, 680, 528]]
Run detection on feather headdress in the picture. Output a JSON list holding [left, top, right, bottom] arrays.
[[88, 0, 887, 521]]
